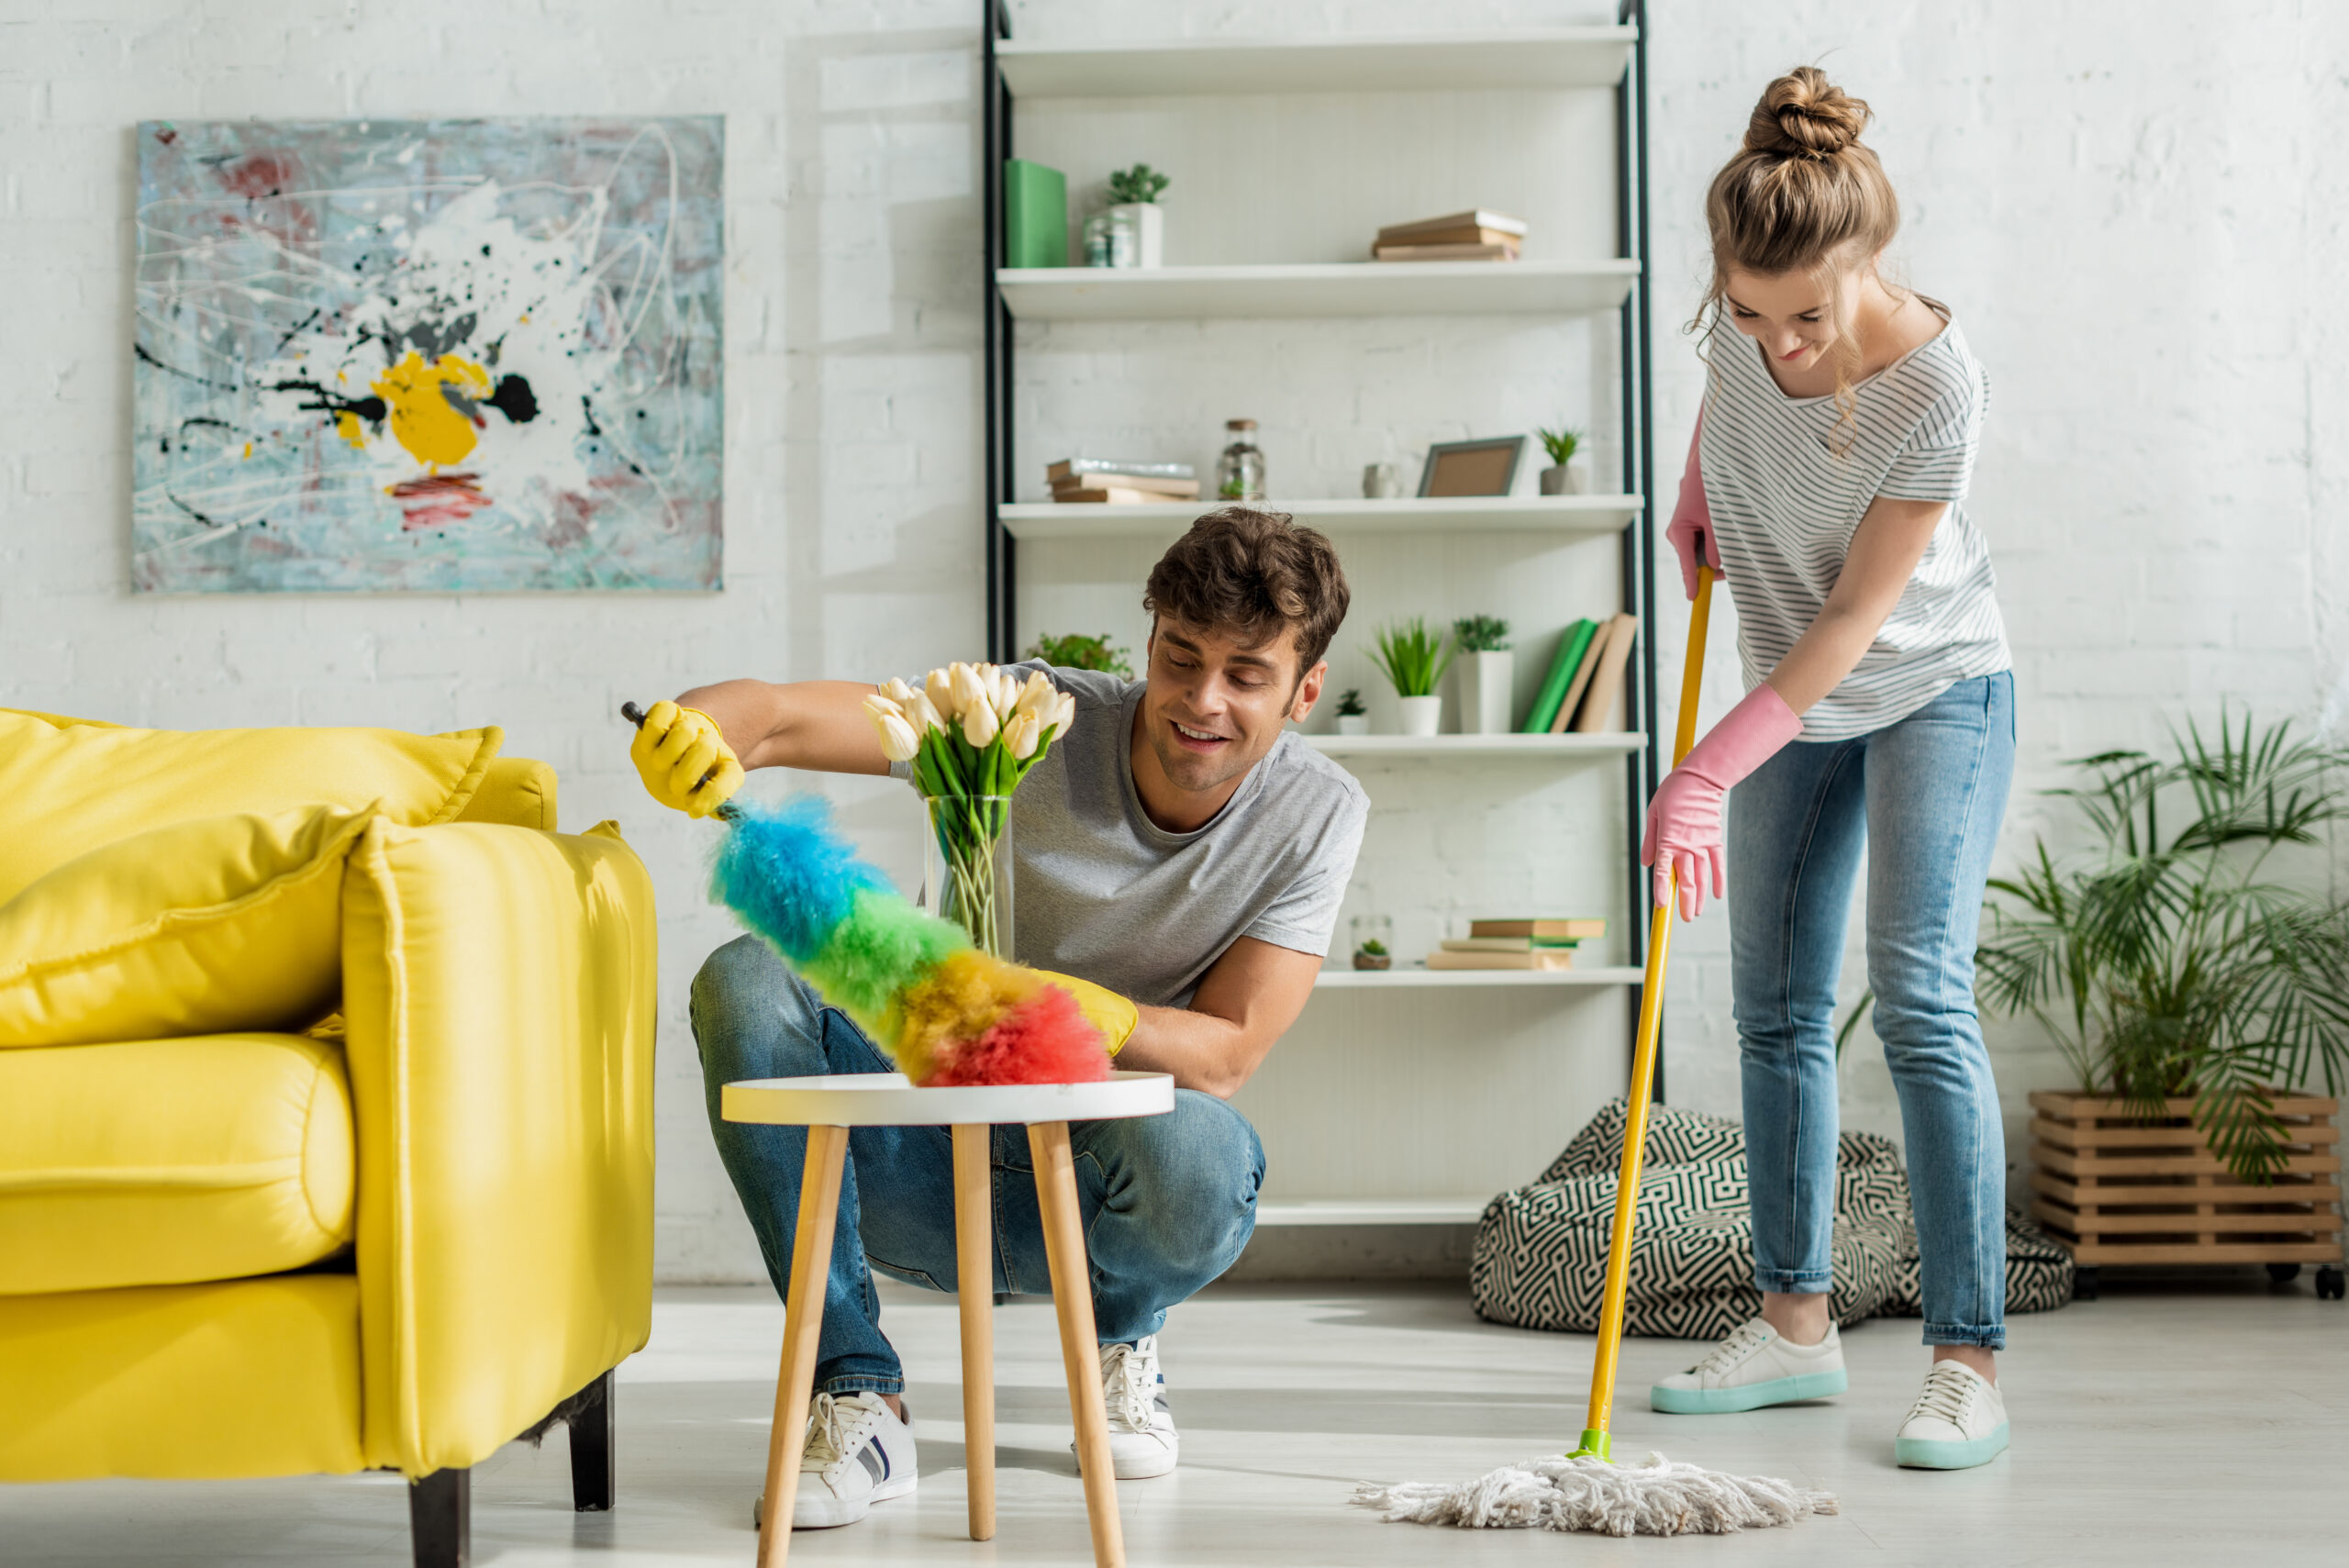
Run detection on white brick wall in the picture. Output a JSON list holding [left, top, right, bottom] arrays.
[[5, 0, 2344, 1280]]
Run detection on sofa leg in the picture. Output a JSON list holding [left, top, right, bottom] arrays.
[[570, 1368, 617, 1512], [408, 1466, 470, 1568]]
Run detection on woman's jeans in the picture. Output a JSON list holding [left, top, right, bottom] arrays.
[[1729, 672, 2016, 1350], [692, 933, 1264, 1396]]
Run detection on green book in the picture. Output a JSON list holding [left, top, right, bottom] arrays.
[[1003, 159, 1067, 269], [1523, 618, 1598, 733]]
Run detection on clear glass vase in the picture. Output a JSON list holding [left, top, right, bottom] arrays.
[[924, 795, 1014, 958]]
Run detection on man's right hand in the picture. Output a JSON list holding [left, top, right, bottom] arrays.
[[630, 699, 745, 818]]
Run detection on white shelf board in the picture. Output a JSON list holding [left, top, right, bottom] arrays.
[[996, 29, 1637, 98], [1255, 1197, 1493, 1227], [997, 261, 1640, 321], [1001, 494, 1642, 541], [1304, 732, 1643, 761], [1313, 965, 1643, 989]]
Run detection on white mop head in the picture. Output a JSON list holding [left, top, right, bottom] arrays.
[[1353, 1451, 1836, 1537]]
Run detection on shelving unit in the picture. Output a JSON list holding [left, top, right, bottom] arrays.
[[1001, 494, 1642, 541], [981, 6, 1657, 1232]]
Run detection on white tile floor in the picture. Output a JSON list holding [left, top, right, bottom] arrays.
[[4, 1273, 2343, 1566]]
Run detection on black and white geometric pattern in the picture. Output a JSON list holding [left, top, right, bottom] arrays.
[[1470, 1099, 2072, 1340]]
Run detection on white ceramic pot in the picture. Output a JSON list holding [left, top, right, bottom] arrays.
[[1458, 649, 1515, 734], [1336, 715, 1371, 736], [1397, 695, 1443, 738], [1566, 455, 1594, 494], [1539, 464, 1569, 495], [1109, 202, 1163, 268]]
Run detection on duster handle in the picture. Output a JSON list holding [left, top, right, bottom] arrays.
[[621, 699, 739, 820], [1575, 564, 1715, 1461]]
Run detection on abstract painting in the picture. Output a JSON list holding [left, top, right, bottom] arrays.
[[133, 117, 723, 592]]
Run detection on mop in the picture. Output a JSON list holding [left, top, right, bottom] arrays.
[[1353, 568, 1838, 1537]]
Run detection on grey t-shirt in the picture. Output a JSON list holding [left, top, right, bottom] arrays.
[[897, 662, 1367, 1006]]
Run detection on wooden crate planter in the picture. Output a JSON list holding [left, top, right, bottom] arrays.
[[2030, 1090, 2345, 1297]]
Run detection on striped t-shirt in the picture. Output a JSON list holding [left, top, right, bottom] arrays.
[[1699, 304, 2010, 741]]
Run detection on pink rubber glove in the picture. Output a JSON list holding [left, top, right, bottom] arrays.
[[1664, 412, 1724, 603], [1642, 684, 1804, 920]]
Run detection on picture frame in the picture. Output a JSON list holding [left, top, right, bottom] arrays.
[[1416, 436, 1527, 498]]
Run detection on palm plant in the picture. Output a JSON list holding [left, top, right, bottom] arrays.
[[1367, 617, 1454, 698], [1976, 712, 2349, 1182], [1537, 426, 1582, 465]]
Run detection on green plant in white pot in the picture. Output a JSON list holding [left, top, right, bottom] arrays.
[[1368, 618, 1454, 738], [1105, 162, 1169, 269], [1453, 615, 1513, 735], [1537, 425, 1591, 495], [1334, 687, 1370, 737]]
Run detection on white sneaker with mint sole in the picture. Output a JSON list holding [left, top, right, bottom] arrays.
[[753, 1391, 918, 1530], [1073, 1335, 1179, 1479], [1896, 1361, 2008, 1470], [1651, 1318, 1849, 1414]]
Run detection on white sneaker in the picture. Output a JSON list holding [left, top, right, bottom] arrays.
[[1896, 1361, 2008, 1470], [1651, 1317, 1849, 1414], [1090, 1336, 1179, 1479], [753, 1392, 918, 1530]]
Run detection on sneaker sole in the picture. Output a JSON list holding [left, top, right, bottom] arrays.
[[756, 1474, 918, 1531], [1650, 1368, 1849, 1414], [1896, 1420, 2009, 1470], [1071, 1439, 1180, 1480]]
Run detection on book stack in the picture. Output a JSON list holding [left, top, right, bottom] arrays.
[[1521, 613, 1640, 734], [1048, 458, 1200, 506], [1428, 917, 1606, 971], [1371, 209, 1528, 262]]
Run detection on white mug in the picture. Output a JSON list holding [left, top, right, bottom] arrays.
[[1362, 462, 1400, 499]]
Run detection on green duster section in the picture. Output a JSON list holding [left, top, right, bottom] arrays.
[[796, 885, 969, 1034]]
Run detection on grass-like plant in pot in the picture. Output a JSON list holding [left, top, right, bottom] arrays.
[[1976, 712, 2349, 1183], [1368, 617, 1454, 738], [1536, 425, 1587, 495], [1334, 687, 1370, 736]]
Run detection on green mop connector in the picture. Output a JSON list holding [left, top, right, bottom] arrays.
[[1568, 1428, 1611, 1462]]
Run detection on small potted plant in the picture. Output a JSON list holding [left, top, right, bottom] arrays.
[[1351, 913, 1393, 971], [1453, 615, 1513, 735], [1106, 162, 1169, 269], [1368, 617, 1454, 738], [1334, 687, 1370, 736], [1537, 425, 1593, 495], [1353, 938, 1392, 972], [1026, 631, 1134, 679]]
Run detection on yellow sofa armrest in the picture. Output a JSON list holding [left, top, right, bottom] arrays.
[[340, 818, 657, 1475]]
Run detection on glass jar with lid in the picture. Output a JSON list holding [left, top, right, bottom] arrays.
[[1216, 419, 1265, 501]]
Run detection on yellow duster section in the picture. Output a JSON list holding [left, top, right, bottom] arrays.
[[888, 949, 1044, 1084]]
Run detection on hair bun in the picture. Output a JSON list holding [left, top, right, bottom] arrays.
[[1746, 65, 1871, 160]]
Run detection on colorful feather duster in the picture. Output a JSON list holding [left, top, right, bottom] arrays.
[[710, 794, 1111, 1086]]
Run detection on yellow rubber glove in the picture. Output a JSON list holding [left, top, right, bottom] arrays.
[[1039, 970, 1139, 1058], [629, 699, 745, 819]]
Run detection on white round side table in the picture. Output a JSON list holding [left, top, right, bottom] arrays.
[[720, 1070, 1176, 1568]]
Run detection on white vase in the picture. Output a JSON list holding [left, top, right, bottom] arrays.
[[1336, 715, 1371, 736], [1566, 455, 1594, 494], [1458, 649, 1515, 734], [1108, 202, 1163, 268], [1397, 695, 1443, 738]]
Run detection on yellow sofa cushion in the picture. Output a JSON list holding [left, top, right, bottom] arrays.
[[0, 1034, 355, 1296], [0, 804, 375, 1049], [0, 1275, 363, 1482], [0, 710, 502, 904]]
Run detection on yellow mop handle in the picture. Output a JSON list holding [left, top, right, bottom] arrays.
[[1574, 564, 1714, 1462]]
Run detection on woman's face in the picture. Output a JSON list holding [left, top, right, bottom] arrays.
[[1722, 262, 1866, 373]]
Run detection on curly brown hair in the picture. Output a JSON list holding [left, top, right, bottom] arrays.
[[1142, 506, 1351, 676]]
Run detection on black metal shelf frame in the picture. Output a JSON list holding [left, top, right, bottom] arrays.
[[980, 2, 1659, 1088]]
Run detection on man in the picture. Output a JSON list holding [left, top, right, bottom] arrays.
[[632, 506, 1366, 1532]]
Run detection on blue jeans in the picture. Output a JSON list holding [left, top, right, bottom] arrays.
[[1728, 672, 2016, 1351], [691, 934, 1265, 1396]]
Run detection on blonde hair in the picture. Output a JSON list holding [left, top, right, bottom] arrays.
[[1693, 67, 1904, 447]]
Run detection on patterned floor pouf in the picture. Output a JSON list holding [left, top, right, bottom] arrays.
[[1471, 1099, 2071, 1340]]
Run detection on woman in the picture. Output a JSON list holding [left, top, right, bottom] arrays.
[[1641, 67, 2015, 1471]]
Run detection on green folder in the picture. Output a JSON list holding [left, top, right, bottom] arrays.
[[1003, 159, 1067, 269], [1523, 618, 1598, 733]]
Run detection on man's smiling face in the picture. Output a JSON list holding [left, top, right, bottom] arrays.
[[1137, 617, 1324, 797]]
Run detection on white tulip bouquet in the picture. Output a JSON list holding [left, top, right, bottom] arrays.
[[863, 663, 1076, 955]]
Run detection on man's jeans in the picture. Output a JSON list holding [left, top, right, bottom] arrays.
[[1728, 672, 2017, 1351], [692, 934, 1265, 1396]]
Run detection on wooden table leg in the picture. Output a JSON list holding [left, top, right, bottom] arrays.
[[1027, 1120, 1126, 1568], [756, 1124, 849, 1566], [951, 1124, 996, 1543]]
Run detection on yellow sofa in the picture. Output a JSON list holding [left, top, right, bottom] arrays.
[[0, 712, 659, 1565]]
